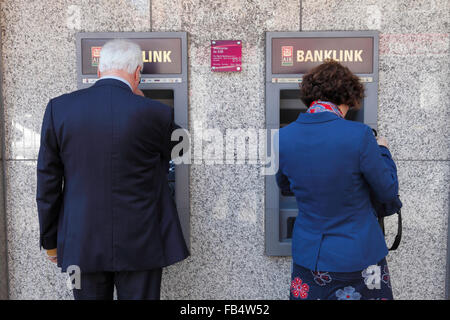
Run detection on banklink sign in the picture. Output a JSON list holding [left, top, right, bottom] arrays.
[[142, 50, 173, 63], [272, 37, 373, 74], [81, 38, 182, 75]]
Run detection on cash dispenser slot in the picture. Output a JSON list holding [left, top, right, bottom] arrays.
[[142, 89, 176, 197], [279, 90, 307, 127]]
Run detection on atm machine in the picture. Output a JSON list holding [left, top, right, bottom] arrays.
[[265, 31, 379, 255], [76, 32, 190, 246]]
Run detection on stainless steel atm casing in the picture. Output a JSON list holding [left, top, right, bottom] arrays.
[[76, 32, 190, 247], [265, 31, 379, 256]]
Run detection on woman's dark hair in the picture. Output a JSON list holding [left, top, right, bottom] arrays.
[[300, 60, 365, 110]]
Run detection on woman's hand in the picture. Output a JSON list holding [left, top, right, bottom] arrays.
[[377, 136, 389, 148]]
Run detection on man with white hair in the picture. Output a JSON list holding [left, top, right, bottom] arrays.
[[36, 39, 189, 300]]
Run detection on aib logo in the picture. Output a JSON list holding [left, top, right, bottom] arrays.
[[66, 265, 81, 290], [91, 47, 102, 67], [281, 46, 294, 66]]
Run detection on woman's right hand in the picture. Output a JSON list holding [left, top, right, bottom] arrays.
[[377, 136, 389, 148]]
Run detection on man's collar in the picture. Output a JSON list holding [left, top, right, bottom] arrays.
[[99, 75, 132, 90], [93, 77, 133, 92]]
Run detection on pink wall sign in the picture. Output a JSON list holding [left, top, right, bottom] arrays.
[[211, 40, 242, 72]]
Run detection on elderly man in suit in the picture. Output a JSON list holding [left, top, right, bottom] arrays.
[[36, 39, 189, 300]]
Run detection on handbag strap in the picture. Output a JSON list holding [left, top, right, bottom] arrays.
[[378, 209, 402, 251], [389, 209, 402, 251]]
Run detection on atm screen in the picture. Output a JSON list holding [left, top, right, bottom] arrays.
[[345, 99, 365, 123], [279, 90, 307, 127], [142, 89, 175, 197], [280, 89, 366, 126], [278, 90, 299, 237], [142, 89, 174, 108]]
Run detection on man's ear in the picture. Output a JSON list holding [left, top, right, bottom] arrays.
[[134, 66, 142, 81], [97, 69, 101, 78]]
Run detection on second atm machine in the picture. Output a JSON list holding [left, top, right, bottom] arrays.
[[265, 31, 379, 256], [76, 32, 190, 246]]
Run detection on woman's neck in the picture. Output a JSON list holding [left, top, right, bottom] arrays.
[[338, 104, 349, 117]]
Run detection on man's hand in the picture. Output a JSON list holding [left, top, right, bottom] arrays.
[[46, 249, 57, 264], [134, 88, 145, 97], [377, 136, 389, 148]]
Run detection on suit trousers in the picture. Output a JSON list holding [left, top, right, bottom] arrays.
[[72, 268, 162, 300]]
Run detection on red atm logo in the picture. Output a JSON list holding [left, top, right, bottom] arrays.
[[281, 46, 293, 66], [91, 47, 102, 67]]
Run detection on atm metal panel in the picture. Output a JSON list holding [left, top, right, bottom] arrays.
[[265, 31, 379, 256], [76, 32, 190, 247]]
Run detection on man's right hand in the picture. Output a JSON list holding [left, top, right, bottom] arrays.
[[134, 88, 145, 97], [46, 249, 57, 264], [377, 136, 389, 148]]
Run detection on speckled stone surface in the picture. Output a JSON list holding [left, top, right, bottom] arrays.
[[384, 161, 449, 300], [162, 164, 291, 299], [302, 0, 450, 299], [0, 0, 150, 299], [153, 0, 300, 299], [1, 0, 449, 300], [1, 0, 300, 300], [0, 162, 7, 299], [302, 0, 450, 161], [378, 55, 449, 161], [302, 0, 449, 33], [5, 161, 72, 299], [0, 0, 151, 160], [153, 0, 301, 132]]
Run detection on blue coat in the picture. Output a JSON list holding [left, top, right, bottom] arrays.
[[276, 111, 398, 272], [36, 79, 189, 272]]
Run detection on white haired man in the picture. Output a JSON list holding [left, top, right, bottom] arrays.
[[36, 39, 189, 300]]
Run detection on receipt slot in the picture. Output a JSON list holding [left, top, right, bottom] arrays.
[[76, 32, 190, 246], [265, 31, 379, 255]]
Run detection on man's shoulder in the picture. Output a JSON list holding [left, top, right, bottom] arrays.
[[50, 87, 91, 106], [49, 87, 172, 119]]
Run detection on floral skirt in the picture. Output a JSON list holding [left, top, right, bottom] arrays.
[[290, 258, 393, 300]]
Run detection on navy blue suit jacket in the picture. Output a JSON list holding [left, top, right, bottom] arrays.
[[276, 112, 399, 272], [37, 79, 189, 272]]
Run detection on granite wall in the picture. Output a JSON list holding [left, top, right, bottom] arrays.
[[0, 29, 7, 299], [0, 0, 448, 299]]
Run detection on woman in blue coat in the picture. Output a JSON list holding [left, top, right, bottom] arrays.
[[276, 60, 398, 300]]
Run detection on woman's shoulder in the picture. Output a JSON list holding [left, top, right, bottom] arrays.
[[337, 119, 374, 137]]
